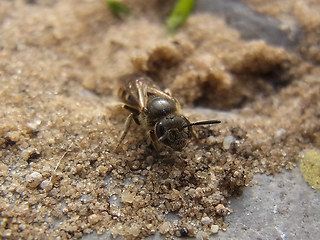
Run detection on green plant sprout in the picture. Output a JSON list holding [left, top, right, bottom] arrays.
[[166, 0, 195, 32], [105, 0, 131, 19]]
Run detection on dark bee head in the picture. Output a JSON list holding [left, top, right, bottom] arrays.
[[155, 115, 191, 151], [155, 115, 221, 151]]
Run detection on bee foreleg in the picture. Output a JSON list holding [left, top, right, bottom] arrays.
[[191, 127, 199, 141], [113, 113, 134, 152], [149, 130, 160, 151]]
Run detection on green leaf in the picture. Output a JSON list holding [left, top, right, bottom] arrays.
[[105, 0, 131, 19], [166, 0, 195, 32]]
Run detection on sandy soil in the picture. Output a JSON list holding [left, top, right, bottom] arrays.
[[0, 0, 319, 239]]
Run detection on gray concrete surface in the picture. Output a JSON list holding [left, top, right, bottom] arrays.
[[195, 0, 301, 47], [218, 167, 320, 240]]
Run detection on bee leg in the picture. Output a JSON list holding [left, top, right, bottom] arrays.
[[136, 81, 148, 111], [164, 88, 172, 96], [147, 87, 175, 101], [113, 113, 134, 152], [191, 127, 199, 141], [149, 130, 160, 151]]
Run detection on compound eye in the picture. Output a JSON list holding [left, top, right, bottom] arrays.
[[155, 122, 165, 138]]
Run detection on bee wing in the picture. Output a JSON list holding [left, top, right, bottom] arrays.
[[118, 73, 161, 111]]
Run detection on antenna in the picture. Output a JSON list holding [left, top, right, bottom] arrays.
[[181, 120, 221, 129]]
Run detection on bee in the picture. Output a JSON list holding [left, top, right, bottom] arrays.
[[113, 73, 221, 152]]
